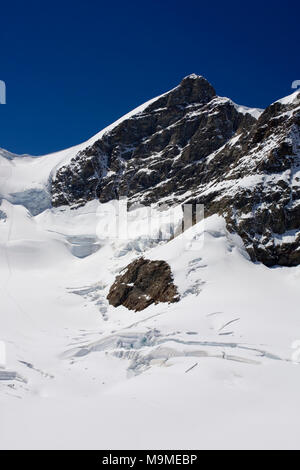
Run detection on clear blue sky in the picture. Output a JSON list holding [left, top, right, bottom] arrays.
[[0, 0, 299, 155]]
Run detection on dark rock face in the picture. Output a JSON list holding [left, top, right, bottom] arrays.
[[107, 258, 179, 311], [185, 92, 300, 266], [51, 74, 300, 267], [51, 75, 248, 207]]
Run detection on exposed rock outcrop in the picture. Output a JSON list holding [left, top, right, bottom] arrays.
[[107, 258, 179, 311]]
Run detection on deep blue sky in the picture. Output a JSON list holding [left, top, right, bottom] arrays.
[[0, 0, 299, 155]]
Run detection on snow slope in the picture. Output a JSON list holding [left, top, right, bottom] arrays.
[[1, 198, 300, 450]]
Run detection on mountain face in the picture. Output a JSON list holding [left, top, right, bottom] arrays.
[[51, 75, 300, 267], [51, 75, 251, 207], [190, 92, 300, 267]]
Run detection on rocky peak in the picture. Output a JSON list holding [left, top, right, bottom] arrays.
[[145, 74, 216, 111], [167, 74, 216, 106]]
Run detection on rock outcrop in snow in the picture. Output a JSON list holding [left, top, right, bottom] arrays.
[[107, 257, 179, 311]]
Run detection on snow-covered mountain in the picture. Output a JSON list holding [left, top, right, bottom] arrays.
[[1, 75, 300, 450]]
